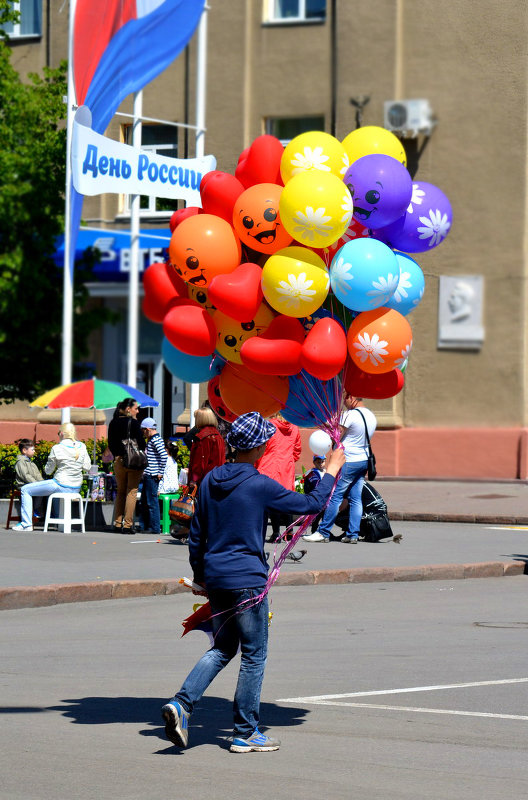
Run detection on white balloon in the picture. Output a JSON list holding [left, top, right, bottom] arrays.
[[309, 429, 332, 457]]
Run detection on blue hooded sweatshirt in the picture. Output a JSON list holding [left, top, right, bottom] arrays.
[[188, 462, 335, 590]]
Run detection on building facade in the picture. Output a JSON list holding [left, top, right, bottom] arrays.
[[5, 0, 528, 477]]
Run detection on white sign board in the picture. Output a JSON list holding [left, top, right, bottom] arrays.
[[71, 105, 216, 205]]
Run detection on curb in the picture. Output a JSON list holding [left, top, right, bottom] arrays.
[[0, 560, 525, 611], [390, 513, 528, 525]]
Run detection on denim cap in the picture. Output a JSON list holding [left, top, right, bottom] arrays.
[[140, 417, 157, 429], [226, 412, 276, 451]]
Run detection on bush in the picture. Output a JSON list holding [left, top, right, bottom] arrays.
[[0, 437, 109, 497]]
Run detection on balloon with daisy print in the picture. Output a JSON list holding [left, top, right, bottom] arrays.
[[384, 252, 425, 316], [278, 170, 353, 248], [261, 245, 329, 318], [329, 238, 400, 312], [372, 181, 452, 254], [280, 131, 348, 184], [347, 307, 413, 375]]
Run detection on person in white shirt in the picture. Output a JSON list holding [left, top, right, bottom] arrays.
[[303, 394, 377, 543], [12, 423, 91, 531]]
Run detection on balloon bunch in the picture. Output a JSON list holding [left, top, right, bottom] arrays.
[[142, 125, 452, 438]]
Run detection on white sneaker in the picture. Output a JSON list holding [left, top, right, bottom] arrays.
[[12, 523, 33, 531], [302, 531, 329, 542]]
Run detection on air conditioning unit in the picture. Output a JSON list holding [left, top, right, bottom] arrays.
[[383, 99, 434, 137]]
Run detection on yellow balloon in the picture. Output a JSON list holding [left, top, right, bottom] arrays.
[[280, 131, 349, 184], [213, 303, 274, 364], [342, 126, 407, 167], [279, 171, 353, 249], [262, 246, 329, 318]]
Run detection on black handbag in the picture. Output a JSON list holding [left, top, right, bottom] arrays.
[[356, 408, 377, 481], [121, 419, 147, 470], [360, 511, 393, 542]]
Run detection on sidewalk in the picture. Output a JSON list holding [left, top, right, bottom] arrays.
[[1, 480, 527, 610]]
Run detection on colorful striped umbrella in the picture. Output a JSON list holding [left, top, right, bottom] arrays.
[[30, 378, 159, 464], [30, 378, 159, 411]]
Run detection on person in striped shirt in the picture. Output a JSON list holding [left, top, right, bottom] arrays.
[[139, 418, 167, 534]]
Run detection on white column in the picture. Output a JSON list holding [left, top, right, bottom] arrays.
[[127, 91, 143, 388], [190, 5, 209, 421], [61, 0, 77, 422]]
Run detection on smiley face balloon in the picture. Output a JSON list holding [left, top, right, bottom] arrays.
[[169, 213, 241, 288], [233, 183, 292, 255], [213, 302, 275, 364]]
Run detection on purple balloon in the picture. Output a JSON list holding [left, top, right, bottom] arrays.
[[372, 181, 453, 253], [344, 154, 413, 229]]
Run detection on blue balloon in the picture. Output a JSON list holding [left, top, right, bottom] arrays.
[[283, 371, 342, 428], [162, 338, 217, 383], [330, 238, 400, 312], [384, 252, 425, 316]]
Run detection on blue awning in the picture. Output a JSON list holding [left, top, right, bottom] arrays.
[[53, 227, 171, 282]]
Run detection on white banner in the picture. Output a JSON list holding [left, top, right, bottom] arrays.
[[71, 106, 216, 204]]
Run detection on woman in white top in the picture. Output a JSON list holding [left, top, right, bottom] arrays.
[[13, 422, 91, 531], [303, 394, 377, 543]]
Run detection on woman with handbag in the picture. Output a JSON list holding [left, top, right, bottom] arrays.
[[303, 394, 377, 544], [107, 397, 146, 533]]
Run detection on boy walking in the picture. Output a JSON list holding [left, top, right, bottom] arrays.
[[161, 412, 345, 752], [140, 418, 167, 534]]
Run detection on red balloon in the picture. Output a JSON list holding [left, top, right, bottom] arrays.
[[207, 375, 238, 422], [343, 358, 404, 399], [240, 314, 305, 375], [142, 262, 188, 322], [163, 301, 217, 357], [169, 206, 201, 233], [240, 337, 302, 376], [208, 262, 263, 322], [300, 317, 347, 381], [200, 171, 245, 223], [235, 135, 284, 188]]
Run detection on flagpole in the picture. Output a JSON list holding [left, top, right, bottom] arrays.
[[190, 4, 208, 422], [61, 0, 77, 423], [127, 90, 143, 389]]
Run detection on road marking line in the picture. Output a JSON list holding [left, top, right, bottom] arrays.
[[486, 525, 528, 530], [303, 701, 528, 721], [277, 677, 528, 703]]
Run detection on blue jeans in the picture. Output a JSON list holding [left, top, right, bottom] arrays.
[[140, 474, 161, 533], [173, 587, 268, 737], [20, 480, 81, 528], [317, 460, 368, 539]]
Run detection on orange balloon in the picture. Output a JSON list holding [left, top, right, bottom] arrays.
[[219, 363, 289, 417], [347, 308, 412, 374], [233, 184, 292, 255], [169, 213, 241, 288]]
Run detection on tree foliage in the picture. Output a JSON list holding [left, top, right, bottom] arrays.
[[0, 3, 117, 402]]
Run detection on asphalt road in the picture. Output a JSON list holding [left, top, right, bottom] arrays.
[[1, 577, 527, 799]]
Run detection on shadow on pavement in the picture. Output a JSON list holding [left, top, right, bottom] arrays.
[[2, 694, 310, 753]]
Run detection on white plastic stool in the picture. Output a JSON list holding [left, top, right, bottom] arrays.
[[43, 492, 86, 534]]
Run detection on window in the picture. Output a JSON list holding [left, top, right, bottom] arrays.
[[266, 115, 325, 146], [4, 0, 42, 38], [265, 0, 326, 23], [122, 124, 179, 217]]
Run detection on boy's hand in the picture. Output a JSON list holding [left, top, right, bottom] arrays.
[[325, 447, 346, 477], [192, 581, 208, 597]]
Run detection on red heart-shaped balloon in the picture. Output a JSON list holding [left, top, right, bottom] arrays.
[[235, 135, 284, 188], [240, 337, 302, 376], [344, 358, 405, 399], [200, 171, 245, 223], [163, 301, 216, 357], [208, 262, 264, 322], [260, 315, 305, 344], [142, 262, 188, 322], [301, 318, 347, 381]]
